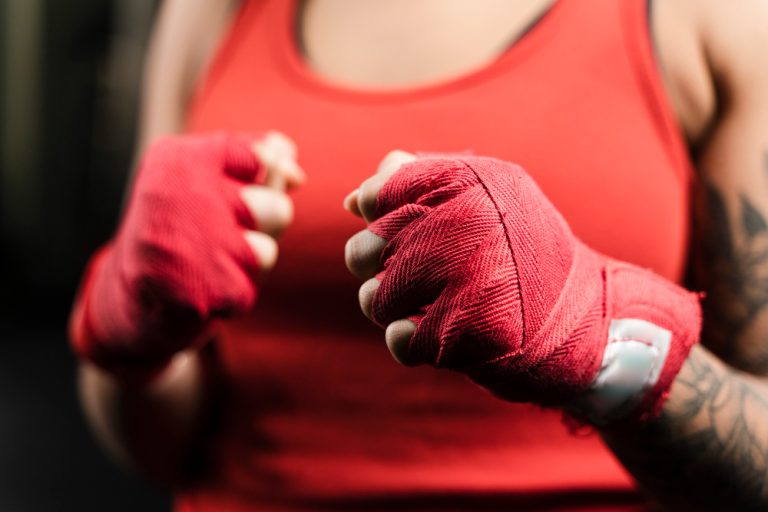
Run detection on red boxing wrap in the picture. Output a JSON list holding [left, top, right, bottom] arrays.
[[368, 157, 700, 423], [69, 133, 264, 379]]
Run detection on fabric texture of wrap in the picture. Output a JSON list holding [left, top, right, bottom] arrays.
[[69, 133, 265, 380], [368, 156, 701, 422]]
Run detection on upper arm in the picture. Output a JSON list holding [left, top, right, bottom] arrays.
[[136, 0, 240, 155], [682, 0, 768, 373], [695, 0, 768, 188], [80, 1, 241, 481]]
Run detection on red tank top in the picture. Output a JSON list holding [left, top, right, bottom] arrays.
[[179, 0, 691, 510]]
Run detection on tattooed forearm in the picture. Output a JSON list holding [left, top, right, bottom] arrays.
[[605, 159, 768, 510], [602, 346, 768, 512], [693, 152, 768, 373]]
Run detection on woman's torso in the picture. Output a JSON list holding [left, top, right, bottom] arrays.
[[178, 0, 698, 509]]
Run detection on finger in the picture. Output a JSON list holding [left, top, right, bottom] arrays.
[[274, 157, 307, 191], [368, 218, 451, 327], [263, 130, 297, 159], [377, 150, 416, 175], [357, 150, 417, 222], [222, 134, 265, 182], [385, 319, 419, 366], [345, 229, 387, 280], [343, 189, 363, 217], [261, 155, 306, 191], [252, 131, 307, 191], [358, 277, 380, 320], [240, 186, 294, 237], [244, 230, 279, 275], [371, 157, 478, 220], [367, 203, 431, 241]]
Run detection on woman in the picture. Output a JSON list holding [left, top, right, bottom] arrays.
[[71, 0, 768, 510]]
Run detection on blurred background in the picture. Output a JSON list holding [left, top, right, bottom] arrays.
[[0, 0, 168, 509]]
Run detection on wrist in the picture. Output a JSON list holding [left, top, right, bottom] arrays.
[[70, 245, 206, 383], [566, 261, 702, 426]]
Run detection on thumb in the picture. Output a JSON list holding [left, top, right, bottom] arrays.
[[252, 131, 307, 192]]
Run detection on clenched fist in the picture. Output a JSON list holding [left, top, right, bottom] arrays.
[[70, 132, 304, 378], [345, 152, 700, 424]]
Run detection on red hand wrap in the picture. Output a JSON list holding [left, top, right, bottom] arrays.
[[69, 133, 264, 379], [368, 157, 700, 421]]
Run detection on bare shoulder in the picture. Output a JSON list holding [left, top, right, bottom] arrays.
[[651, 0, 768, 147], [138, 0, 241, 151], [694, 0, 768, 107], [650, 0, 713, 145]]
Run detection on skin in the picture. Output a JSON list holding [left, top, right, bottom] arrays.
[[79, 0, 768, 508], [80, 130, 304, 485]]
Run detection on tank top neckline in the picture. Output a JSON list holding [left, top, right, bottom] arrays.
[[273, 0, 566, 102]]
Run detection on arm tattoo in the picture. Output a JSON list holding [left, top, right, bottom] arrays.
[[694, 151, 768, 372], [602, 346, 768, 512]]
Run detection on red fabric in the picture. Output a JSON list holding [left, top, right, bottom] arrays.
[[369, 156, 699, 418], [70, 134, 264, 378], [163, 0, 692, 509]]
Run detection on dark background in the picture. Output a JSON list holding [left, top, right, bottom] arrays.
[[0, 0, 168, 509]]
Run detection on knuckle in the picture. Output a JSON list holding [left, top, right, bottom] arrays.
[[259, 131, 298, 165], [377, 150, 400, 172], [271, 131, 297, 156], [378, 150, 415, 177]]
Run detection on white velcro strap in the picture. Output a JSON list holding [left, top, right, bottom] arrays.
[[576, 318, 671, 423]]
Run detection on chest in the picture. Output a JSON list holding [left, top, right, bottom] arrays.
[[299, 0, 555, 88], [298, 0, 713, 141], [189, 0, 692, 288]]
